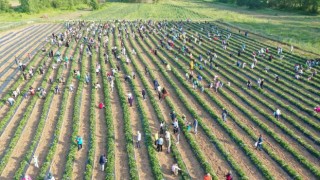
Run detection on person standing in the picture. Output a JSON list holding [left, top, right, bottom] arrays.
[[165, 131, 171, 153], [142, 89, 146, 100], [136, 131, 141, 148], [275, 108, 281, 120], [255, 135, 263, 151], [193, 119, 198, 134], [222, 108, 228, 122], [247, 80, 252, 89], [157, 136, 164, 152], [99, 154, 107, 171]]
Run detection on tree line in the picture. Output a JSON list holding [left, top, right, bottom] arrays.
[[0, 0, 99, 13], [218, 0, 319, 14]]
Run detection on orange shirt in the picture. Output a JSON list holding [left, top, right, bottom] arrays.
[[204, 175, 212, 180]]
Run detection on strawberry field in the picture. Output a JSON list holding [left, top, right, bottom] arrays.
[[0, 20, 319, 180]]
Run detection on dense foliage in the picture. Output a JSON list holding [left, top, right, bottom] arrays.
[[218, 0, 320, 13], [0, 0, 10, 12], [17, 0, 99, 12]]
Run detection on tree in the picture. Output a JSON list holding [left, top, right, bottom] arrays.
[[0, 0, 10, 12], [89, 0, 99, 10]]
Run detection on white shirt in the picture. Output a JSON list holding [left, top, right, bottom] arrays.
[[137, 132, 141, 141]]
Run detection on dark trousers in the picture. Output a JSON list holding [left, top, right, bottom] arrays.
[[78, 144, 82, 151], [157, 144, 162, 152]]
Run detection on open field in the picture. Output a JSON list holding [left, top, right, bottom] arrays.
[[0, 18, 319, 180]]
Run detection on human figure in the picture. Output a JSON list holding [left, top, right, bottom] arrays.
[[222, 108, 228, 122], [8, 97, 15, 106], [255, 135, 263, 151], [165, 131, 171, 153], [76, 136, 83, 151], [204, 173, 212, 180], [142, 89, 146, 100], [171, 163, 182, 176], [33, 155, 39, 168], [274, 108, 281, 120], [157, 136, 163, 152], [99, 154, 107, 171], [226, 171, 233, 180], [99, 102, 105, 109], [193, 119, 198, 134], [136, 131, 141, 148]]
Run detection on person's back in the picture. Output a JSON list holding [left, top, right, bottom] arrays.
[[204, 173, 212, 180], [77, 137, 83, 144]]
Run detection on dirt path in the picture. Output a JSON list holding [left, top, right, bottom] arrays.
[[109, 75, 130, 180], [50, 68, 80, 178], [72, 57, 91, 179], [92, 69, 107, 179]]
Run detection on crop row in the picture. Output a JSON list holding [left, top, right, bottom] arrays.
[[99, 30, 116, 180], [109, 28, 139, 180], [37, 29, 86, 179]]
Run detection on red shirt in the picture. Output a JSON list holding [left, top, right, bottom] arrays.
[[203, 175, 212, 180], [99, 103, 104, 109], [226, 174, 233, 180]]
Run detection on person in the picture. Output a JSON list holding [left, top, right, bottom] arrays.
[[128, 95, 134, 107], [222, 108, 228, 122], [154, 132, 159, 146], [193, 119, 198, 134], [136, 131, 141, 148], [170, 111, 176, 121], [247, 80, 252, 89], [54, 85, 60, 94], [99, 102, 105, 109], [69, 83, 74, 92], [99, 154, 107, 171], [314, 106, 320, 113], [33, 155, 39, 168], [8, 97, 15, 106], [226, 171, 233, 180], [13, 91, 19, 98], [204, 173, 212, 180], [274, 108, 281, 120], [142, 89, 146, 100], [171, 163, 181, 176], [21, 174, 32, 180], [157, 136, 164, 152], [260, 79, 264, 89], [255, 135, 263, 151], [95, 83, 101, 89], [165, 131, 171, 153], [85, 73, 90, 85], [76, 136, 83, 151], [46, 172, 55, 180]]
